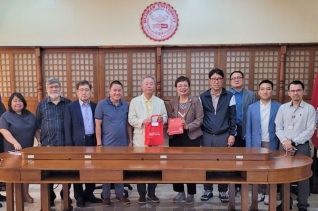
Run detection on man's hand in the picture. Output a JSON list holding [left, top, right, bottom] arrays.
[[227, 135, 235, 147], [282, 140, 296, 152]]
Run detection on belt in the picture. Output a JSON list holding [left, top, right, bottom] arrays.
[[85, 134, 95, 138]]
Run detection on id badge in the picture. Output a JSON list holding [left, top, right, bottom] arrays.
[[288, 122, 294, 130]]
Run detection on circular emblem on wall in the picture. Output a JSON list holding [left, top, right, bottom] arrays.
[[141, 2, 179, 42]]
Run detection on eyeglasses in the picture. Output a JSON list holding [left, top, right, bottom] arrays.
[[230, 76, 243, 81], [289, 89, 303, 93], [78, 88, 91, 92], [177, 85, 189, 88], [47, 85, 60, 89], [210, 77, 223, 82]]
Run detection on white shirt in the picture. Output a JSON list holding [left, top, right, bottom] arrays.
[[260, 100, 271, 142]]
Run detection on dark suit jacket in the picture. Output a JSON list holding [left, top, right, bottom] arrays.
[[64, 100, 97, 146], [167, 96, 204, 140]]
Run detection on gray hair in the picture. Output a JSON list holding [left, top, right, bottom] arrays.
[[141, 76, 156, 84], [46, 77, 61, 87]]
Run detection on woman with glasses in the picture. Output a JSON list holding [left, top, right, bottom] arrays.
[[167, 76, 204, 205]]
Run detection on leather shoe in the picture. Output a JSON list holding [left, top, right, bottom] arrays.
[[76, 197, 85, 208], [147, 194, 160, 203], [0, 194, 6, 202], [138, 195, 146, 204], [50, 200, 55, 207], [276, 202, 293, 211], [84, 195, 102, 203]]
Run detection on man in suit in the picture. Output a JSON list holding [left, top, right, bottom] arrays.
[[128, 76, 168, 204], [64, 80, 102, 208], [228, 70, 256, 196], [245, 79, 281, 205]]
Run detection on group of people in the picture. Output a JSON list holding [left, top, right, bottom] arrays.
[[0, 68, 316, 211]]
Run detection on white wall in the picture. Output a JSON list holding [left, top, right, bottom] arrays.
[[0, 0, 317, 46]]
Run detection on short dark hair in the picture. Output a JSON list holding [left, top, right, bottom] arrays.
[[174, 76, 190, 87], [8, 92, 29, 114], [76, 80, 92, 90], [208, 68, 224, 79], [259, 80, 274, 89], [288, 80, 304, 90], [109, 80, 123, 89], [230, 70, 244, 79]]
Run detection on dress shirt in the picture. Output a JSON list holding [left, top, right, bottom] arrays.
[[275, 100, 316, 145], [79, 100, 94, 135], [143, 94, 153, 116], [36, 97, 71, 146], [232, 89, 243, 124]]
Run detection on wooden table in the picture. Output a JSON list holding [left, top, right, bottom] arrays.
[[0, 147, 312, 211]]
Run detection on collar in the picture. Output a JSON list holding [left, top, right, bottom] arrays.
[[106, 98, 122, 106], [231, 88, 243, 94], [289, 100, 304, 108], [46, 96, 64, 103], [143, 94, 153, 102], [79, 99, 90, 106], [260, 100, 271, 106]]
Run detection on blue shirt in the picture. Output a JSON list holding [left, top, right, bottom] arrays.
[[95, 98, 129, 146], [233, 89, 243, 124], [79, 100, 94, 135]]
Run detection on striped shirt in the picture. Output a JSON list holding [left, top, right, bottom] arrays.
[[36, 97, 71, 146]]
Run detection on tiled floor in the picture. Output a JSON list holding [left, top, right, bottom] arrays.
[[0, 184, 317, 211]]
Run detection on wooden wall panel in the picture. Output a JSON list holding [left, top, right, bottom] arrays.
[[0, 44, 317, 114], [285, 49, 311, 100]]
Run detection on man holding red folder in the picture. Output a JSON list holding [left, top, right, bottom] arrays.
[[128, 76, 167, 204]]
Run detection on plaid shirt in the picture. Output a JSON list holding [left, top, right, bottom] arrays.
[[36, 97, 71, 146]]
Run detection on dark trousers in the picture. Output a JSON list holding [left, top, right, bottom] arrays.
[[169, 131, 201, 194], [233, 125, 244, 190], [50, 183, 71, 201], [137, 184, 157, 196], [279, 142, 310, 209], [74, 183, 96, 200], [202, 131, 229, 192], [232, 125, 245, 147]]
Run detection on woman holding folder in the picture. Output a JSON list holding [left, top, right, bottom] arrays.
[[167, 76, 204, 205]]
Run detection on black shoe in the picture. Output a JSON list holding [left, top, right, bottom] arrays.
[[147, 194, 160, 203], [61, 196, 72, 204], [76, 197, 85, 208], [0, 194, 6, 202], [84, 195, 102, 203], [298, 208, 307, 211], [276, 202, 293, 211], [50, 200, 55, 207]]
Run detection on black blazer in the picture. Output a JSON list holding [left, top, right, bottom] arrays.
[[64, 100, 97, 146]]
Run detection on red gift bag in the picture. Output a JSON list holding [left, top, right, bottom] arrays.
[[144, 115, 164, 146], [168, 118, 184, 135]]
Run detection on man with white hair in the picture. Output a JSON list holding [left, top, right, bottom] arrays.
[[128, 76, 168, 204], [35, 77, 72, 207]]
